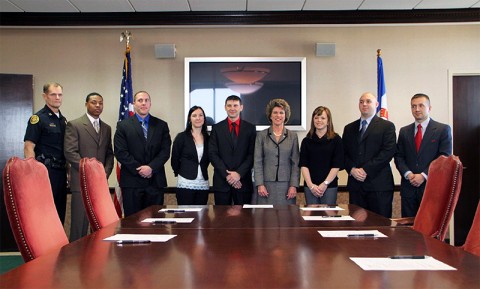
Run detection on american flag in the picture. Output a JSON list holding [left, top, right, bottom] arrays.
[[114, 45, 134, 218], [377, 49, 389, 120]]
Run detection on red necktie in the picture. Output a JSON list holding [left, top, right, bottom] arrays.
[[415, 124, 422, 152]]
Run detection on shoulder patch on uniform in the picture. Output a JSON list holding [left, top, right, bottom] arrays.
[[30, 115, 40, 124]]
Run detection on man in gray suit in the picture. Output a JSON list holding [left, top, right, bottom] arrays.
[[395, 93, 452, 217], [64, 92, 114, 241]]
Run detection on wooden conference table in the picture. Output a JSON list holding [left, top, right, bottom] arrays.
[[1, 205, 479, 289]]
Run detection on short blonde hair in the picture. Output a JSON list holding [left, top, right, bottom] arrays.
[[265, 98, 291, 124]]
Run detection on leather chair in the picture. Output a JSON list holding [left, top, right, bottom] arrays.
[[462, 201, 480, 256], [79, 157, 119, 231], [411, 155, 463, 241], [2, 157, 69, 262]]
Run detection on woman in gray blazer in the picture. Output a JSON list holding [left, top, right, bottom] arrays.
[[254, 99, 300, 205]]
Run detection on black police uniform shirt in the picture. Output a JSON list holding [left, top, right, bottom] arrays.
[[24, 104, 67, 161]]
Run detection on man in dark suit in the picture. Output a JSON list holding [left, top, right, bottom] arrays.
[[209, 95, 256, 205], [343, 92, 396, 218], [64, 92, 114, 241], [114, 91, 171, 216], [395, 93, 452, 217]]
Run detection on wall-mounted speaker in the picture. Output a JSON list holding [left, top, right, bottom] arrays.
[[154, 44, 176, 59], [315, 43, 335, 57]]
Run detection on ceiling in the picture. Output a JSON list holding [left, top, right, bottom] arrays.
[[1, 0, 480, 13]]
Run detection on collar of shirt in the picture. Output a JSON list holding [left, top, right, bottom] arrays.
[[86, 113, 99, 126], [135, 114, 150, 127], [359, 114, 375, 131], [415, 117, 430, 135], [227, 118, 240, 134], [44, 105, 62, 119]]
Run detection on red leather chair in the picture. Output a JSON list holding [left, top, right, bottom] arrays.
[[412, 155, 463, 241], [2, 157, 68, 262], [79, 157, 119, 231], [463, 201, 480, 256]]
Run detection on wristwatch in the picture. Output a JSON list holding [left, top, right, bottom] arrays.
[[323, 180, 330, 185]]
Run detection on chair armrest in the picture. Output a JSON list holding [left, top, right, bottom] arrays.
[[391, 217, 415, 226]]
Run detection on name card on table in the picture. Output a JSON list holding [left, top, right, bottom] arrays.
[[104, 234, 177, 242], [318, 230, 387, 238], [142, 218, 194, 223], [350, 256, 456, 271], [303, 215, 355, 221]]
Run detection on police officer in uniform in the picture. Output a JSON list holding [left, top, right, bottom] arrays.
[[24, 82, 68, 224]]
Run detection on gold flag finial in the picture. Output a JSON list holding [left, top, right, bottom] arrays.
[[377, 49, 382, 57], [120, 30, 132, 49]]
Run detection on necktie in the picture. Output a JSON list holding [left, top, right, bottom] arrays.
[[231, 122, 237, 145], [359, 120, 367, 141], [141, 120, 148, 139], [415, 124, 422, 152], [93, 119, 100, 133]]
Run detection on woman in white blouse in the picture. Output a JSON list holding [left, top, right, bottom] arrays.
[[171, 106, 210, 205]]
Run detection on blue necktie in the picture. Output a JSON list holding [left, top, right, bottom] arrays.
[[141, 120, 148, 139], [359, 120, 367, 141]]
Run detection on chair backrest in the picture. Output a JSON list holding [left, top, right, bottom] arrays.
[[413, 155, 463, 241], [79, 157, 119, 231], [463, 201, 480, 256], [2, 157, 68, 262]]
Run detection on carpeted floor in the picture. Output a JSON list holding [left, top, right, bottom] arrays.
[[0, 253, 23, 274]]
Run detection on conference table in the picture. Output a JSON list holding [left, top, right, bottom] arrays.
[[1, 205, 479, 289], [121, 204, 395, 229]]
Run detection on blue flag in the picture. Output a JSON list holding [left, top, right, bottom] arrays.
[[377, 52, 389, 120]]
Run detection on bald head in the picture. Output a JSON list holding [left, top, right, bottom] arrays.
[[358, 92, 378, 118]]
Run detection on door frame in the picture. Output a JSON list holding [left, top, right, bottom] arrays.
[[448, 69, 480, 245]]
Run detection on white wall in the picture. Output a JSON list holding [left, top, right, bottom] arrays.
[[1, 24, 479, 186]]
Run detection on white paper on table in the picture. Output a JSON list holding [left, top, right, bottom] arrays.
[[243, 204, 274, 208], [104, 234, 177, 242], [350, 256, 457, 271], [300, 206, 344, 211], [158, 208, 203, 212], [303, 215, 355, 221], [142, 218, 194, 223], [318, 230, 387, 238]]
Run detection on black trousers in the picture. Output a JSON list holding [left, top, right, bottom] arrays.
[[349, 188, 393, 218], [214, 188, 252, 205], [175, 188, 209, 205], [400, 185, 426, 217], [47, 167, 68, 224], [122, 186, 164, 217]]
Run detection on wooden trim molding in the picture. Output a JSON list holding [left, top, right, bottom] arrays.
[[1, 9, 479, 27]]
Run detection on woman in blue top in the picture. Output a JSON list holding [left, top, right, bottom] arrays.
[[299, 106, 344, 205]]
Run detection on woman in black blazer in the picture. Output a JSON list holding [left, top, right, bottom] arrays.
[[171, 106, 210, 205]]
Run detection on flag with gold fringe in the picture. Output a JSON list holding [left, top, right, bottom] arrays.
[[114, 42, 134, 218]]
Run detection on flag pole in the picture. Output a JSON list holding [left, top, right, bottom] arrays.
[[114, 30, 134, 218]]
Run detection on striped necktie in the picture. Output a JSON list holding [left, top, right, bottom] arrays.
[[141, 120, 148, 139]]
